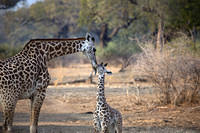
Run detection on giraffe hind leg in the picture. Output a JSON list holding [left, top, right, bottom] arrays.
[[30, 91, 46, 133]]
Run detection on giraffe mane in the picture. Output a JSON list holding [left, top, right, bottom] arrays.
[[28, 37, 85, 42], [24, 37, 86, 48]]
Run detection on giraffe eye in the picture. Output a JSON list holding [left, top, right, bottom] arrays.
[[93, 48, 96, 52], [91, 37, 95, 42]]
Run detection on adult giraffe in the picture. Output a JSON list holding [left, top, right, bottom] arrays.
[[0, 33, 97, 133]]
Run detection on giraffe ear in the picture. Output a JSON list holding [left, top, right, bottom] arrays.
[[86, 32, 91, 41], [104, 63, 107, 67]]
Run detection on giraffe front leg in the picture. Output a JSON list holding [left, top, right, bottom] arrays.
[[93, 111, 101, 133], [2, 99, 17, 133], [93, 118, 101, 133], [116, 116, 122, 133], [101, 121, 109, 133], [30, 90, 46, 133]]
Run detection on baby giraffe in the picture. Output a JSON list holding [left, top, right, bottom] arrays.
[[93, 62, 122, 133]]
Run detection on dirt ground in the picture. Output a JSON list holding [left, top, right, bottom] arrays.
[[0, 64, 200, 133]]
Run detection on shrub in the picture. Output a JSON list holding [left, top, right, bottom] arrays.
[[167, 33, 200, 57], [136, 44, 200, 105], [96, 35, 141, 71]]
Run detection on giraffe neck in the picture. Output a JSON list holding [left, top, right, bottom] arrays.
[[21, 38, 85, 61], [96, 74, 106, 103]]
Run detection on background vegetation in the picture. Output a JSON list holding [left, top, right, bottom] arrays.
[[0, 0, 200, 105], [0, 0, 199, 60]]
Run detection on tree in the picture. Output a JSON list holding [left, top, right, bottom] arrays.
[[0, 0, 82, 47], [135, 0, 200, 52], [0, 0, 25, 9], [79, 0, 138, 47], [134, 0, 170, 51], [167, 0, 200, 50]]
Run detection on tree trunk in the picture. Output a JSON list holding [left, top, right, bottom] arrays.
[[189, 27, 197, 51], [100, 23, 108, 48], [99, 16, 137, 48], [156, 17, 164, 52]]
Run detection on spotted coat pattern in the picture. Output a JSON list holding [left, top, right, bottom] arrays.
[[93, 63, 122, 133], [0, 33, 97, 133]]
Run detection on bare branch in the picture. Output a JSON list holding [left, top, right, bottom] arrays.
[[108, 16, 137, 39], [108, 26, 121, 39], [128, 0, 138, 5]]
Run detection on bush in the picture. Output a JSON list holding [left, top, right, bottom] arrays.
[[167, 33, 200, 57], [0, 44, 22, 59], [96, 32, 141, 71], [136, 44, 200, 105]]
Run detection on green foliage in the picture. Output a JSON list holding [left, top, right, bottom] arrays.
[[0, 44, 22, 59], [97, 41, 139, 60], [0, 0, 200, 60], [97, 29, 141, 61], [0, 0, 81, 46], [29, 2, 47, 21], [96, 17, 149, 61], [167, 0, 200, 32], [79, 0, 137, 28]]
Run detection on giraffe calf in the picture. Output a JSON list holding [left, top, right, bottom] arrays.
[[93, 62, 122, 133]]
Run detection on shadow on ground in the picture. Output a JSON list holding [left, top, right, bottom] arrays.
[[0, 112, 200, 133], [0, 125, 199, 133]]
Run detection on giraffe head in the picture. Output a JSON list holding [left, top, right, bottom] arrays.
[[97, 62, 112, 76], [81, 33, 98, 72]]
